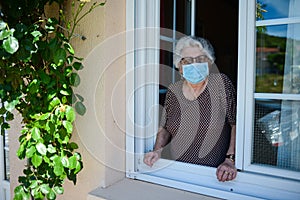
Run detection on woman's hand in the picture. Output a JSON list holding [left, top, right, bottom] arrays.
[[216, 158, 237, 182], [143, 149, 162, 167]]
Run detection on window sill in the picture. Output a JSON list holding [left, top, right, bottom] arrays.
[[87, 178, 220, 200]]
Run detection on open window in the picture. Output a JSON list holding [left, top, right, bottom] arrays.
[[126, 0, 300, 199], [243, 0, 300, 180]]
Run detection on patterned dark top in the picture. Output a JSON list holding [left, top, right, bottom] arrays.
[[160, 73, 236, 167]]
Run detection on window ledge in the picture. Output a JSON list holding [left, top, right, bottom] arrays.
[[87, 178, 220, 200]]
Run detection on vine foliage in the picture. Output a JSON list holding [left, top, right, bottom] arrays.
[[0, 0, 105, 199]]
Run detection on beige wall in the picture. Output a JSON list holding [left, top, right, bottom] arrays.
[[60, 0, 126, 199], [9, 0, 126, 199], [9, 112, 26, 199]]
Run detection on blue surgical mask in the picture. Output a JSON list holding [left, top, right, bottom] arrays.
[[182, 62, 209, 84]]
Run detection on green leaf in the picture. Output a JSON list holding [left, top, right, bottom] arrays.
[[25, 146, 36, 158], [0, 29, 12, 40], [29, 180, 39, 189], [66, 106, 76, 122], [72, 62, 84, 70], [74, 161, 82, 174], [53, 186, 64, 195], [60, 90, 70, 96], [47, 144, 56, 154], [53, 156, 64, 176], [31, 127, 41, 141], [31, 30, 42, 42], [4, 99, 19, 112], [5, 111, 14, 121], [46, 121, 55, 134], [46, 189, 56, 200], [49, 97, 61, 110], [36, 142, 47, 155], [14, 185, 31, 200], [32, 153, 43, 168], [32, 187, 44, 199], [3, 36, 19, 54], [40, 113, 51, 120], [68, 155, 77, 169], [40, 184, 51, 194], [47, 92, 56, 101], [67, 56, 74, 64], [40, 71, 51, 84], [62, 120, 73, 133], [61, 156, 69, 168], [76, 94, 84, 102], [70, 73, 80, 87], [15, 23, 28, 38], [68, 142, 79, 150], [64, 43, 74, 55], [43, 155, 50, 164], [27, 79, 40, 94], [17, 142, 26, 159], [62, 135, 70, 143], [14, 185, 23, 194], [0, 107, 6, 114], [53, 48, 67, 66], [0, 21, 7, 30], [0, 116, 4, 124], [75, 101, 86, 116], [62, 96, 68, 104], [31, 30, 42, 38]]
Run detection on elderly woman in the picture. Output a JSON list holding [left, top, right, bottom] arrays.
[[144, 36, 237, 182]]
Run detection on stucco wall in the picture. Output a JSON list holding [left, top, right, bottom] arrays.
[[9, 112, 26, 199], [9, 0, 126, 200], [59, 0, 126, 199]]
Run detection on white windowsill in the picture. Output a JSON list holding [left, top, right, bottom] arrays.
[[87, 178, 220, 200]]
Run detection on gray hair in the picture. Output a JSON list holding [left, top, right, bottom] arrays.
[[173, 36, 215, 68]]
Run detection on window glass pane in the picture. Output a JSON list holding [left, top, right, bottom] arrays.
[[159, 40, 180, 115], [2, 131, 9, 181], [253, 99, 300, 172], [256, 0, 299, 21], [4, 129, 9, 148], [255, 23, 300, 94], [160, 0, 174, 30], [175, 0, 191, 35], [4, 149, 9, 181]]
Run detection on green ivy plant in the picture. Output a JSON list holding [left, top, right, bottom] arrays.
[[0, 0, 105, 199]]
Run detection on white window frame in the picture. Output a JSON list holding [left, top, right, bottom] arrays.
[[0, 128, 10, 200], [125, 0, 300, 199], [243, 1, 300, 180]]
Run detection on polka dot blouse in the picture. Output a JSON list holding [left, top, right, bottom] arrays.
[[160, 73, 237, 167]]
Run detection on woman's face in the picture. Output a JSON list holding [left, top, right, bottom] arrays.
[[179, 46, 211, 74]]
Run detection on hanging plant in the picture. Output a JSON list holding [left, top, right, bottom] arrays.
[[0, 0, 105, 199]]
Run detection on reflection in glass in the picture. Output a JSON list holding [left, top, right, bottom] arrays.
[[4, 150, 9, 181], [175, 0, 191, 35], [256, 0, 297, 21], [160, 0, 191, 36], [253, 99, 300, 171], [256, 23, 300, 94]]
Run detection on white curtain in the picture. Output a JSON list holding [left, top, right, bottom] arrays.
[[277, 0, 300, 171]]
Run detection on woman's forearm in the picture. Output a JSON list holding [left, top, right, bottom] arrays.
[[153, 127, 172, 151], [226, 125, 236, 155]]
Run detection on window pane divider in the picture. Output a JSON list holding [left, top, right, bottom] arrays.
[[159, 35, 176, 43], [256, 17, 300, 26], [254, 93, 300, 100]]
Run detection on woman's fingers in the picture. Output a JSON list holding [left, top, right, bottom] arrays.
[[143, 151, 159, 167], [216, 164, 237, 182]]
